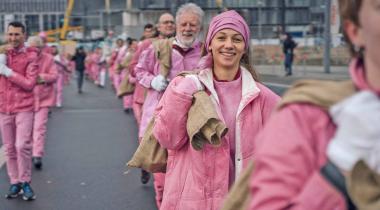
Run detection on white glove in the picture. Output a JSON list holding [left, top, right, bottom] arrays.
[[0, 63, 13, 77], [327, 91, 380, 172], [0, 54, 6, 65], [151, 74, 169, 91]]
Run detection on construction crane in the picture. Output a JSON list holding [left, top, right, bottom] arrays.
[[60, 0, 75, 40]]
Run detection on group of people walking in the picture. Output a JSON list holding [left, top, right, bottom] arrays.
[[0, 0, 379, 209], [123, 1, 380, 210], [0, 22, 74, 201]]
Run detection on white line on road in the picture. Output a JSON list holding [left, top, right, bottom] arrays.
[[264, 82, 291, 88], [0, 146, 6, 169]]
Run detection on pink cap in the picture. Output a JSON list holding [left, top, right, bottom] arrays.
[[205, 10, 250, 52]]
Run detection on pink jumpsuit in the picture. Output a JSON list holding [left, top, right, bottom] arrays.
[[0, 46, 38, 184], [32, 52, 58, 157]]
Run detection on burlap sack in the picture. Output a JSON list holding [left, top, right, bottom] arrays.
[[278, 80, 356, 110], [187, 91, 228, 151], [348, 160, 380, 210], [127, 118, 168, 173], [221, 161, 255, 210]]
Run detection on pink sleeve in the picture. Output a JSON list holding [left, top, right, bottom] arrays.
[[248, 104, 346, 210], [153, 77, 193, 150], [257, 83, 281, 122], [135, 46, 156, 88], [39, 55, 58, 83], [8, 55, 38, 91]]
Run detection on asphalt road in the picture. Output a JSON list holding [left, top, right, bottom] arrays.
[[0, 78, 156, 210]]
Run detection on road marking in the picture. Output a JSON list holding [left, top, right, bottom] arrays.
[[0, 146, 6, 169], [264, 82, 291, 88]]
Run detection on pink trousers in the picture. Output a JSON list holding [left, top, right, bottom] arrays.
[[56, 73, 64, 107], [0, 112, 34, 184], [154, 173, 165, 209], [123, 95, 133, 109], [32, 108, 49, 157]]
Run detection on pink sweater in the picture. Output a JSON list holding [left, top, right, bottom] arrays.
[[213, 74, 242, 186]]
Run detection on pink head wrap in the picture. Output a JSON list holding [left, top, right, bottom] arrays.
[[197, 10, 250, 69], [205, 10, 250, 52], [39, 31, 47, 39]]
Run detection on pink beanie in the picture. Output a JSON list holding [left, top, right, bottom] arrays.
[[205, 10, 250, 52]]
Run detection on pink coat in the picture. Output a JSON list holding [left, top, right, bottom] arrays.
[[0, 46, 38, 114], [153, 67, 280, 210], [135, 41, 203, 137], [248, 59, 376, 210], [34, 52, 58, 110]]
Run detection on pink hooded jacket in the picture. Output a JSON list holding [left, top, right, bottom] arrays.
[[135, 40, 202, 137], [153, 67, 280, 210], [0, 46, 38, 114], [34, 52, 58, 110], [248, 58, 378, 210]]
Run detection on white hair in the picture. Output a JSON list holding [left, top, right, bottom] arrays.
[[175, 3, 204, 25], [27, 36, 44, 48]]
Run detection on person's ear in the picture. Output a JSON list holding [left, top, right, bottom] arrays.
[[344, 20, 365, 49]]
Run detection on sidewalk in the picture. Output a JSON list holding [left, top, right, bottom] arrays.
[[256, 65, 351, 86]]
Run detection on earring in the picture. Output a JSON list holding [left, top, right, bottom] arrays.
[[354, 45, 364, 54]]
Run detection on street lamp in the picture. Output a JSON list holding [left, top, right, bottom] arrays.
[[105, 0, 111, 31]]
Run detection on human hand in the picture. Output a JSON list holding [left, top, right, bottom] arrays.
[[151, 74, 169, 91], [0, 54, 6, 65], [175, 74, 203, 96], [0, 63, 13, 77]]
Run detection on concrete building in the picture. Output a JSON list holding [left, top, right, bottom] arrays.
[[0, 0, 329, 41], [0, 0, 66, 37]]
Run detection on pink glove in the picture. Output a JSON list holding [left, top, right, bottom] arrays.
[[174, 75, 203, 96]]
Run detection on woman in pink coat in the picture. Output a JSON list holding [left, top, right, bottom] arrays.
[[247, 1, 379, 209], [27, 36, 58, 170], [153, 10, 280, 210]]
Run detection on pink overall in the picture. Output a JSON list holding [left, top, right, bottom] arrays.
[[135, 40, 203, 208], [247, 59, 378, 210], [121, 51, 134, 110], [112, 45, 127, 91], [89, 53, 101, 84], [54, 54, 69, 107], [130, 39, 153, 125], [33, 52, 58, 157], [0, 46, 38, 184], [153, 67, 280, 210]]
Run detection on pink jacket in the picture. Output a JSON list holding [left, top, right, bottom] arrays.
[[153, 67, 280, 210], [0, 46, 38, 114], [34, 52, 58, 110], [248, 59, 375, 210], [135, 40, 203, 137]]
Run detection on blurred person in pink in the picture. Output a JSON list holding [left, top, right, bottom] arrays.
[[120, 38, 138, 112], [108, 38, 124, 81], [38, 31, 54, 55], [112, 38, 128, 91], [128, 15, 173, 187], [0, 21, 38, 201], [152, 10, 280, 210], [52, 46, 71, 108], [247, 1, 379, 209], [136, 3, 205, 208], [130, 19, 171, 127], [27, 36, 58, 170]]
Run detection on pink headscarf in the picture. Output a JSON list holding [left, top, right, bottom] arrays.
[[205, 10, 250, 52], [197, 10, 250, 69]]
